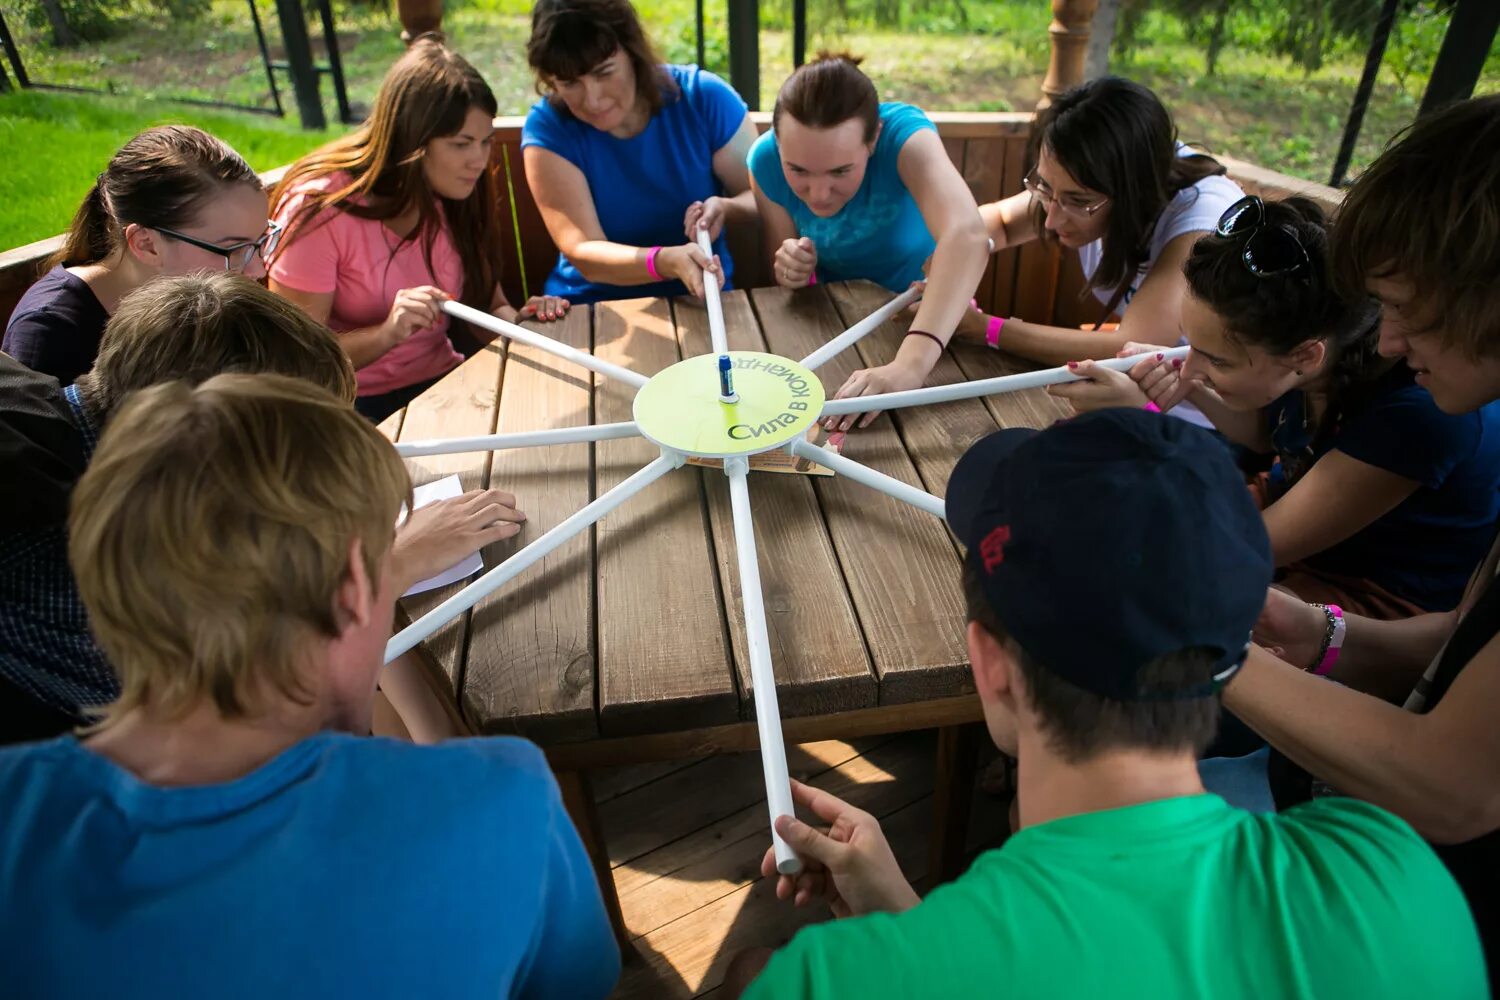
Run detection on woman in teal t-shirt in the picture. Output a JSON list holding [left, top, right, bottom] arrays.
[[749, 53, 989, 428]]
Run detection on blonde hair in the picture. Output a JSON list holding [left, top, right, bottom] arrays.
[[77, 272, 356, 419], [69, 374, 412, 725]]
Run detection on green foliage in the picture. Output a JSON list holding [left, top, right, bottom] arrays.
[[20, 0, 213, 45], [0, 89, 341, 248]]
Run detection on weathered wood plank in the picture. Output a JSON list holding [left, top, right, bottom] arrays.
[[394, 342, 504, 699], [602, 738, 880, 873], [614, 736, 925, 939], [750, 284, 971, 707], [673, 292, 875, 720], [988, 133, 1030, 319], [946, 339, 1075, 431], [958, 137, 1007, 316], [594, 297, 737, 736], [462, 307, 598, 741], [829, 280, 1000, 497]]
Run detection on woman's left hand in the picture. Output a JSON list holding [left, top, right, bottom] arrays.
[[684, 197, 729, 242], [1047, 358, 1149, 412], [825, 359, 928, 432], [516, 295, 570, 322]]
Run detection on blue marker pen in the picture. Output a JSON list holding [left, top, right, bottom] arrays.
[[718, 354, 739, 403]]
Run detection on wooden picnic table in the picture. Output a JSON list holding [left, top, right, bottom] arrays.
[[381, 279, 1073, 947]]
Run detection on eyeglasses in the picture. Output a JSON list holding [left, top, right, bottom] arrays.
[[1215, 196, 1310, 279], [1023, 169, 1109, 218], [153, 220, 283, 273]]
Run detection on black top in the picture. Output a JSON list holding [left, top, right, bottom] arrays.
[[1271, 528, 1500, 974], [2, 265, 110, 387], [0, 353, 86, 531]]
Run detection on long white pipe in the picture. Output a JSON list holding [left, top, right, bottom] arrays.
[[442, 299, 650, 390], [818, 345, 1193, 416], [725, 458, 801, 876], [695, 228, 731, 358], [385, 452, 682, 662], [787, 438, 946, 519], [394, 421, 641, 458], [799, 284, 925, 372]]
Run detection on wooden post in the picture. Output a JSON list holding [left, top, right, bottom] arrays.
[[1038, 0, 1098, 111]]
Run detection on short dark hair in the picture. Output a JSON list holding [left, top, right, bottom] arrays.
[[962, 560, 1221, 761], [1185, 196, 1384, 451], [1331, 94, 1500, 360], [772, 51, 880, 143], [1033, 77, 1226, 299], [527, 0, 675, 119]]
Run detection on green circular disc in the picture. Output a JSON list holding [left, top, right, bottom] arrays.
[[633, 352, 826, 458]]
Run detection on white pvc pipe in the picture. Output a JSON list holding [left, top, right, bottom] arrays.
[[725, 458, 801, 876], [442, 299, 650, 390], [799, 284, 924, 372], [394, 421, 641, 458], [695, 228, 730, 357], [818, 345, 1192, 416], [787, 438, 946, 519], [385, 452, 682, 662]]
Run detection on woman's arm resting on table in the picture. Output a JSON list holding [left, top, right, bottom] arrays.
[[984, 231, 1204, 367], [1262, 450, 1421, 567], [896, 129, 989, 360], [523, 146, 720, 296], [1225, 640, 1500, 844], [978, 190, 1036, 254]]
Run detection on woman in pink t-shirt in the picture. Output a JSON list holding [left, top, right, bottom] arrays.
[[269, 38, 566, 421]]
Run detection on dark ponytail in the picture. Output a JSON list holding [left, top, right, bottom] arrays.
[[49, 125, 261, 269], [1184, 196, 1384, 448], [58, 177, 116, 267]]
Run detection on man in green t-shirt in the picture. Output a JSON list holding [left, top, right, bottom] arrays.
[[735, 408, 1486, 999]]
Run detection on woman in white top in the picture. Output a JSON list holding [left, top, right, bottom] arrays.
[[963, 77, 1244, 367]]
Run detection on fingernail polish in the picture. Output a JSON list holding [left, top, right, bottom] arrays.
[[1156, 353, 1164, 360], [1173, 359, 1183, 369], [1066, 361, 1078, 370]]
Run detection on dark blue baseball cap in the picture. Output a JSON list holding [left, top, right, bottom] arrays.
[[945, 408, 1272, 701]]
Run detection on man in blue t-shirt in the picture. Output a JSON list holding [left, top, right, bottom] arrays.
[[0, 374, 620, 1000]]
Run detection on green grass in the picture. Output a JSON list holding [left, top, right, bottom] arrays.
[[0, 89, 342, 249], [1, 0, 1496, 248]]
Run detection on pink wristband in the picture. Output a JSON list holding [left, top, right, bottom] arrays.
[[1142, 401, 1162, 413], [808, 272, 817, 286], [985, 316, 1005, 349], [1313, 604, 1345, 676], [645, 246, 663, 281]]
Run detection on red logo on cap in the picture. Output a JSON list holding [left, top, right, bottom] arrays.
[[979, 525, 1011, 573]]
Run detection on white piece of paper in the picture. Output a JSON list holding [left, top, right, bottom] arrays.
[[400, 475, 485, 597]]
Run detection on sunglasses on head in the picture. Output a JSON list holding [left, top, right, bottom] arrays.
[[1215, 195, 1310, 279]]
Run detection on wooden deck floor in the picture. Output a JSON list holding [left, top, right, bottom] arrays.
[[596, 730, 1009, 998]]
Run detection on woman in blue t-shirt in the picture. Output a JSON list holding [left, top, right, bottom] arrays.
[[1058, 196, 1500, 617], [521, 0, 758, 303], [749, 52, 989, 429]]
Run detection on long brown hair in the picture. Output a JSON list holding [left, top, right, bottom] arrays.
[[1032, 77, 1227, 298], [527, 0, 675, 119], [773, 51, 880, 143], [270, 38, 502, 318], [51, 126, 260, 269]]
